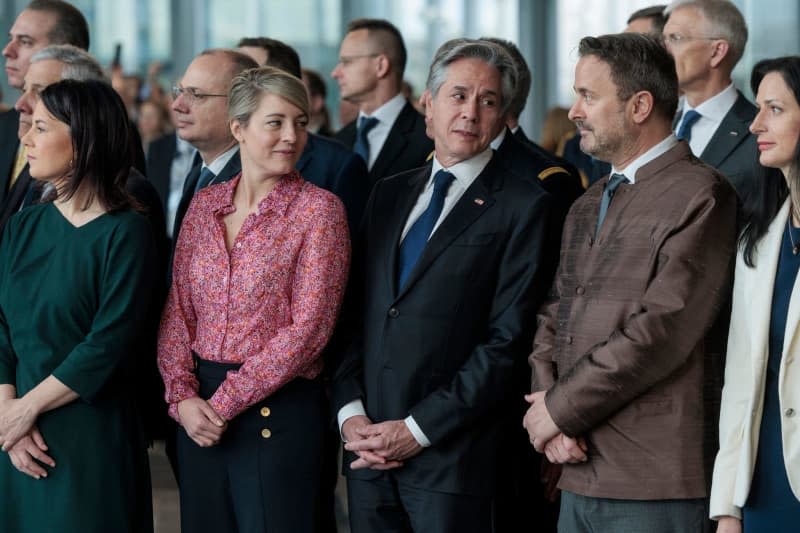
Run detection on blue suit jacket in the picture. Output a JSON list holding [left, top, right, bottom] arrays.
[[296, 133, 369, 234]]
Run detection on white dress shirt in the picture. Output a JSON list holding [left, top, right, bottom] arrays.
[[338, 147, 494, 447], [358, 92, 406, 170], [611, 134, 679, 184], [676, 83, 738, 157], [166, 136, 197, 237]]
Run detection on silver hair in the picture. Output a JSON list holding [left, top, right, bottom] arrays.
[[425, 38, 518, 116], [30, 44, 108, 82], [665, 0, 748, 68]]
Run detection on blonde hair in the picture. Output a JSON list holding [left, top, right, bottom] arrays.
[[228, 66, 309, 126], [540, 106, 574, 154]]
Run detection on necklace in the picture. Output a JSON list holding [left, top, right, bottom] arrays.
[[789, 221, 800, 255]]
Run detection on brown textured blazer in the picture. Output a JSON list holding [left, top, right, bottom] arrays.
[[531, 140, 737, 500]]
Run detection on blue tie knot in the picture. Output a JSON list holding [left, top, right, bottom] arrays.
[[676, 110, 701, 142], [194, 166, 217, 193], [432, 169, 455, 197]]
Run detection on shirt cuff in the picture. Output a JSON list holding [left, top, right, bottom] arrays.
[[337, 399, 367, 441], [404, 415, 431, 447]]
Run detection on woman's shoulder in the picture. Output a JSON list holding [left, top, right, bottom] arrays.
[[297, 180, 345, 214]]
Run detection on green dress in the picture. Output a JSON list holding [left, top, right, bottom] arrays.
[[0, 203, 155, 533]]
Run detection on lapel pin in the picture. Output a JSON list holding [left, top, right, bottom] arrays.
[[729, 131, 738, 136], [474, 198, 485, 206]]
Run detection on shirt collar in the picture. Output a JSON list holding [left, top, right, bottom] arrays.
[[359, 93, 406, 127], [431, 147, 493, 186], [490, 128, 507, 150], [612, 134, 678, 184], [212, 170, 304, 218], [682, 83, 738, 123], [203, 144, 239, 176]]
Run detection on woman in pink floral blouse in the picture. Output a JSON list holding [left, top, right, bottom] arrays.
[[158, 66, 350, 533]]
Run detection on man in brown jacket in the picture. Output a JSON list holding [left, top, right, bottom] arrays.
[[524, 33, 737, 532]]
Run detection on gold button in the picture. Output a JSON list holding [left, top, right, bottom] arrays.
[[261, 428, 272, 439], [260, 407, 271, 417]]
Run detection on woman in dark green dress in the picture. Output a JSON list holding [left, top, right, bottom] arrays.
[[0, 80, 155, 532]]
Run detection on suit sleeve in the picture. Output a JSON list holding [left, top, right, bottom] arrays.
[[408, 191, 553, 445], [334, 152, 370, 237], [544, 180, 737, 437]]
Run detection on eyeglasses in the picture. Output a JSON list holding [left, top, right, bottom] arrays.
[[662, 33, 722, 46], [171, 86, 227, 105], [336, 53, 380, 67]]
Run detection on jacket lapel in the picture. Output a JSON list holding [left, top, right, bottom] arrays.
[[700, 93, 754, 168], [371, 101, 412, 180], [780, 202, 800, 367], [395, 159, 498, 300], [386, 165, 430, 296], [749, 199, 788, 370]]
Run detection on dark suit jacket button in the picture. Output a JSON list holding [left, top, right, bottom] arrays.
[[566, 336, 573, 345], [575, 286, 585, 295], [388, 307, 399, 318]]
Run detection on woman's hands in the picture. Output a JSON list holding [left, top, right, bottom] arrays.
[[7, 426, 54, 479], [178, 397, 227, 447], [0, 396, 38, 452]]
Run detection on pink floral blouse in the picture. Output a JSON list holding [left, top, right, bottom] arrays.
[[158, 171, 350, 421]]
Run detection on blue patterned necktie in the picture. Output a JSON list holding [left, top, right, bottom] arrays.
[[194, 167, 216, 193], [676, 110, 701, 142], [353, 116, 379, 164], [397, 170, 456, 288], [595, 173, 628, 238]]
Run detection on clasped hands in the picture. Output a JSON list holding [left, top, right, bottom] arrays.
[[0, 397, 55, 479], [177, 397, 227, 447], [341, 415, 422, 470], [523, 391, 588, 464]]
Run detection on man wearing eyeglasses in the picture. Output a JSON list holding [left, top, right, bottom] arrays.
[[663, 0, 757, 203], [332, 19, 432, 186], [170, 49, 258, 242]]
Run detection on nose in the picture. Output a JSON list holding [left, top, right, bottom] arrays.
[[568, 98, 583, 122], [331, 64, 342, 80], [2, 40, 16, 59], [20, 125, 33, 147], [171, 93, 188, 113], [282, 122, 298, 144], [14, 90, 31, 114], [750, 108, 765, 135], [460, 97, 479, 122]]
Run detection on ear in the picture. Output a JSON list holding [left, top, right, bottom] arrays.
[[375, 54, 391, 79], [230, 119, 244, 143], [629, 91, 655, 124], [709, 39, 730, 69]]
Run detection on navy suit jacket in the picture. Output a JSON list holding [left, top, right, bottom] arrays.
[[145, 131, 177, 210], [0, 109, 20, 205], [171, 150, 241, 243], [335, 100, 432, 185], [296, 133, 369, 234], [673, 91, 757, 202], [333, 154, 552, 496]]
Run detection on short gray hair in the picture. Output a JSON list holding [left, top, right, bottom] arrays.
[[30, 44, 107, 82], [665, 0, 748, 68], [425, 38, 518, 116], [229, 66, 309, 127]]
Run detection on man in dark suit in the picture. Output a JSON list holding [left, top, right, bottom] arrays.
[[663, 0, 756, 202], [0, 0, 89, 206], [236, 37, 370, 233], [170, 49, 258, 241], [525, 33, 736, 532], [332, 19, 432, 185], [333, 38, 552, 533]]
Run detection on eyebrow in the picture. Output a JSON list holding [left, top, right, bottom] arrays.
[[762, 98, 784, 105]]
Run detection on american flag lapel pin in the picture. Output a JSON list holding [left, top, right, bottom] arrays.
[[474, 198, 485, 206]]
